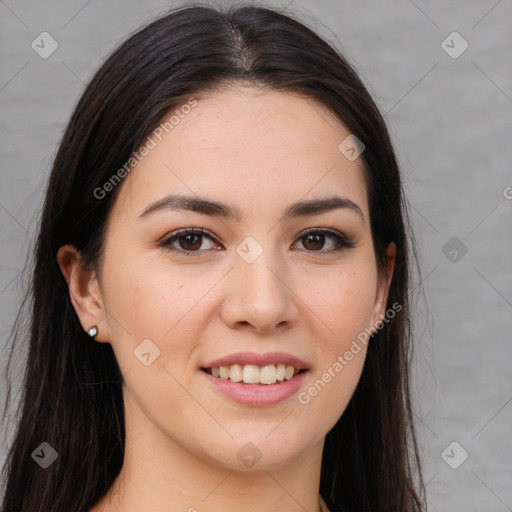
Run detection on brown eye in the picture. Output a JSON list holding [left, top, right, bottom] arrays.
[[302, 233, 325, 251], [294, 229, 355, 253], [161, 228, 220, 255], [178, 233, 202, 251]]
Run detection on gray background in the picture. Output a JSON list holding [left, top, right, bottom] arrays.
[[1, 0, 511, 510]]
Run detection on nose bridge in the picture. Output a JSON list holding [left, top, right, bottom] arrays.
[[235, 234, 286, 300], [223, 234, 297, 331]]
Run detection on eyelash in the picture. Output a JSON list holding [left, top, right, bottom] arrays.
[[159, 226, 355, 257]]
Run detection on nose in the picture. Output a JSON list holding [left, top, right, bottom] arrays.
[[219, 246, 299, 334]]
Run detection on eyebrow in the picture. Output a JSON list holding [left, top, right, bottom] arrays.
[[139, 194, 364, 222]]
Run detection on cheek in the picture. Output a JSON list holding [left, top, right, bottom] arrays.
[[101, 254, 210, 336], [305, 261, 378, 346], [295, 259, 377, 419], [99, 251, 223, 381]]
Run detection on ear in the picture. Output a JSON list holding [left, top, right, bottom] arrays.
[[370, 242, 396, 331], [56, 244, 111, 343]]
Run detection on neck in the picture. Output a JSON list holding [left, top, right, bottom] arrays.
[[91, 385, 326, 512]]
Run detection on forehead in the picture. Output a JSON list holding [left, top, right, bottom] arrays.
[[110, 85, 369, 224]]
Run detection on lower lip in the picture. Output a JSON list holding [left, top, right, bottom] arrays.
[[200, 369, 309, 406]]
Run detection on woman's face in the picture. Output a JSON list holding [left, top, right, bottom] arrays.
[[88, 85, 394, 470]]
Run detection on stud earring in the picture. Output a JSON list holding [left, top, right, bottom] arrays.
[[87, 326, 98, 338]]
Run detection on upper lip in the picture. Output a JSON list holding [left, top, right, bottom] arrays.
[[202, 351, 310, 370]]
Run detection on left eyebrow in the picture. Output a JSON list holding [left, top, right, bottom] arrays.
[[138, 194, 365, 222], [284, 195, 364, 222]]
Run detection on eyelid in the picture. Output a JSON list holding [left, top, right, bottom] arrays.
[[161, 226, 216, 242]]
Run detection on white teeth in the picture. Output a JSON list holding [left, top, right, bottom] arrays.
[[219, 366, 230, 379], [260, 364, 276, 384], [285, 365, 295, 380], [206, 363, 301, 384], [229, 364, 243, 383], [242, 364, 260, 384], [276, 364, 286, 381]]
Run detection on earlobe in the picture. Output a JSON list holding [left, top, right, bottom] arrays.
[[56, 244, 110, 343]]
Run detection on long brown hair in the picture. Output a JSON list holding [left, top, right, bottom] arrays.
[[1, 3, 426, 511]]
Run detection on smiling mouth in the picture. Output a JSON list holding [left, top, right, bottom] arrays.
[[201, 364, 306, 385]]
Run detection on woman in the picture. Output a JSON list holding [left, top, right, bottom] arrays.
[[0, 3, 426, 511]]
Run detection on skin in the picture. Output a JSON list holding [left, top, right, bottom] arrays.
[[58, 85, 395, 512]]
